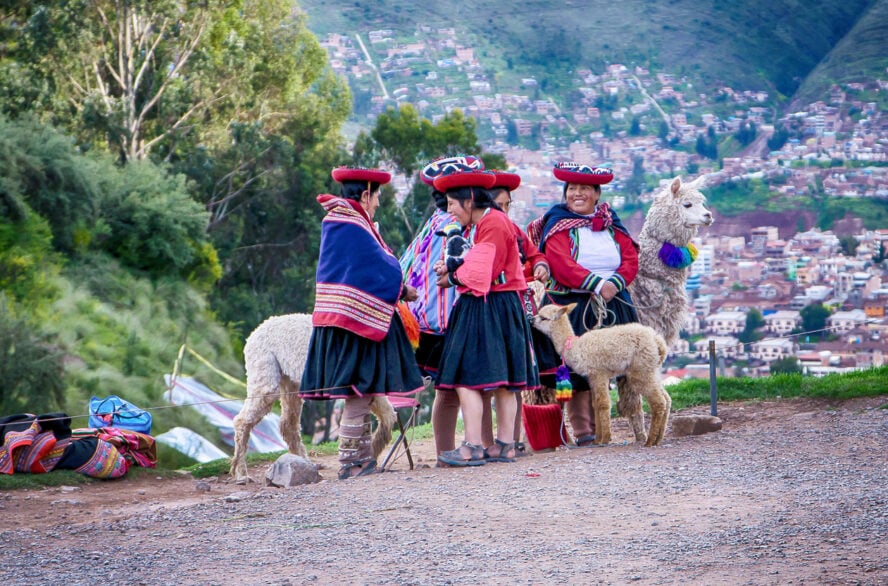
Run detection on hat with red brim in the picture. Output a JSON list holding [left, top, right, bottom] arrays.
[[331, 166, 391, 185], [552, 162, 613, 185], [453, 241, 496, 296], [491, 170, 521, 191], [433, 170, 496, 192], [420, 155, 485, 186]]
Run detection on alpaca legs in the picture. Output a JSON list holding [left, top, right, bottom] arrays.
[[588, 374, 612, 445], [617, 377, 647, 444], [369, 396, 396, 459], [643, 382, 672, 447], [278, 378, 307, 458], [230, 391, 277, 484]]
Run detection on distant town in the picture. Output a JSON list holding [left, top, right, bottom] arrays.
[[317, 27, 888, 380]]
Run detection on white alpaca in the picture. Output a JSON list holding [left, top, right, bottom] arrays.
[[229, 313, 397, 484], [629, 175, 714, 345], [532, 303, 671, 446]]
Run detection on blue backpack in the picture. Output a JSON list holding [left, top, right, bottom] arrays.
[[88, 395, 153, 434]]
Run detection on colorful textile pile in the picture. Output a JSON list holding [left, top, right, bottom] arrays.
[[0, 412, 156, 479]]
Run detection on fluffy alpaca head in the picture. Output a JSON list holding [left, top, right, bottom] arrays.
[[531, 302, 578, 345], [643, 176, 714, 245]]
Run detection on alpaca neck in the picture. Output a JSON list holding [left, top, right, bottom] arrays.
[[549, 322, 577, 358]]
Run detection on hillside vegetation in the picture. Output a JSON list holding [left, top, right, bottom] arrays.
[[299, 0, 883, 103], [794, 0, 888, 105]]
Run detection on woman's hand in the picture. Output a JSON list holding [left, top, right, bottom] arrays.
[[534, 265, 549, 283], [433, 259, 447, 276], [599, 281, 618, 302], [436, 273, 452, 288], [402, 285, 418, 302]]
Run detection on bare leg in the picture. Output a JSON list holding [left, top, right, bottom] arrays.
[[513, 391, 524, 444], [456, 386, 484, 446], [566, 390, 594, 443], [482, 393, 494, 447], [432, 389, 460, 455], [493, 387, 516, 444]]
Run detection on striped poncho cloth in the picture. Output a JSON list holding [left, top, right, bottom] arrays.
[[312, 194, 404, 342], [399, 209, 460, 335]]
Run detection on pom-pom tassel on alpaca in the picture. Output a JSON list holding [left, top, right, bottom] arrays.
[[658, 241, 698, 269], [555, 364, 573, 403]]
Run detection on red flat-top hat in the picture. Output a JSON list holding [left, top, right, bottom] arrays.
[[490, 170, 521, 191], [552, 162, 614, 185], [433, 170, 496, 192], [331, 166, 391, 185], [420, 155, 484, 186]]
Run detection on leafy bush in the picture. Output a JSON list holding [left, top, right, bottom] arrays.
[[0, 204, 59, 312], [95, 161, 213, 275], [0, 115, 101, 254], [0, 295, 66, 414]]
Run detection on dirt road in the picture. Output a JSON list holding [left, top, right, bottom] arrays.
[[1, 396, 886, 585]]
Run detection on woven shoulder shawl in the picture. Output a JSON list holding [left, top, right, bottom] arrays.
[[313, 194, 403, 342], [527, 203, 637, 253], [399, 209, 459, 334]]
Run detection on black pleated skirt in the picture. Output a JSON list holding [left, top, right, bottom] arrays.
[[436, 290, 540, 392], [415, 331, 446, 377], [300, 313, 424, 400], [533, 289, 638, 391]]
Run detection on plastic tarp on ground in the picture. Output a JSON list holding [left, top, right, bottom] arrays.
[[163, 374, 287, 453], [154, 426, 229, 463]]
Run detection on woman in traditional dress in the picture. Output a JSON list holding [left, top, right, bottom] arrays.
[[300, 166, 424, 479], [433, 166, 540, 466], [489, 170, 549, 457], [526, 162, 639, 446], [399, 156, 490, 459]]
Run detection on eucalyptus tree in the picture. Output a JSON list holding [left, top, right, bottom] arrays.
[[3, 1, 348, 164], [2, 1, 354, 335]]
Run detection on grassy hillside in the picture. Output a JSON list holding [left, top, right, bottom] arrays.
[[298, 0, 877, 101], [794, 0, 888, 105]]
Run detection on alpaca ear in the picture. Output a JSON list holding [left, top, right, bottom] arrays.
[[562, 302, 578, 315], [670, 177, 682, 198], [686, 174, 708, 190]]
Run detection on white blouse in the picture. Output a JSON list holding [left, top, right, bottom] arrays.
[[574, 227, 620, 293]]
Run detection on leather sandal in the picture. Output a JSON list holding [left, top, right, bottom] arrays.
[[484, 439, 517, 463], [437, 442, 486, 467], [337, 459, 378, 480]]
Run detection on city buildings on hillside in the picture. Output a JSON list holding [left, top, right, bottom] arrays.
[[317, 29, 888, 379]]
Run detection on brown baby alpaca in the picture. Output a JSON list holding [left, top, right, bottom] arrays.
[[532, 303, 671, 446]]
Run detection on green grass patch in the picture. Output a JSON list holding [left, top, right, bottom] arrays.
[[0, 462, 182, 490], [667, 365, 888, 410]]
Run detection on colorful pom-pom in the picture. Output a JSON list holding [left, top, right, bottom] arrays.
[[555, 364, 573, 403], [658, 241, 698, 269]]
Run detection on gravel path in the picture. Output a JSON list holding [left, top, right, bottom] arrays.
[[1, 397, 886, 585]]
